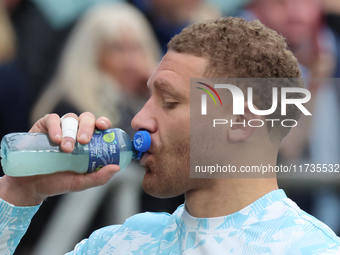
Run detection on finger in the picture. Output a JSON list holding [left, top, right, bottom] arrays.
[[61, 114, 79, 140], [69, 165, 121, 192], [77, 112, 96, 144], [95, 116, 112, 130], [60, 113, 79, 153], [29, 114, 62, 144], [29, 115, 49, 133]]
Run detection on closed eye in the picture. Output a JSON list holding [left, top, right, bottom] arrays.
[[163, 101, 178, 109]]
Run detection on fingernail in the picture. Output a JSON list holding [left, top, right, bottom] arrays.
[[110, 171, 116, 177], [55, 134, 61, 139], [80, 134, 88, 140], [65, 141, 73, 149]]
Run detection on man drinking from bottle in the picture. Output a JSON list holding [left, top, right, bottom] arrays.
[[1, 17, 340, 254]]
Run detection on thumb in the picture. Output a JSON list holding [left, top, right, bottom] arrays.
[[69, 165, 121, 192]]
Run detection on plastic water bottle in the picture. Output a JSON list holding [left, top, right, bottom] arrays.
[[0, 128, 151, 177]]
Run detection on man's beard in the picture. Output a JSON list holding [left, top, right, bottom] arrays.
[[142, 136, 192, 198]]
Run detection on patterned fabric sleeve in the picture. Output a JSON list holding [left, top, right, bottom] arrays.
[[0, 198, 40, 255], [64, 225, 123, 255]]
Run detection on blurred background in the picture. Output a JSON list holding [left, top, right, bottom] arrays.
[[1, 0, 340, 254]]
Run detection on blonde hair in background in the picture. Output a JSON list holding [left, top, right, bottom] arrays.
[[31, 2, 161, 124], [0, 1, 16, 63]]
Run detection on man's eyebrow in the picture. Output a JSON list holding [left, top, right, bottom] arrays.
[[149, 79, 183, 98]]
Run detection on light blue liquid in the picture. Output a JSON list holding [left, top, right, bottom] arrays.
[[1, 129, 135, 177]]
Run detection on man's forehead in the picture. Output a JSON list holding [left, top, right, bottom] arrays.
[[159, 51, 207, 73], [147, 52, 207, 89]]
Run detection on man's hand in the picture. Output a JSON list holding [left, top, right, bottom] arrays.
[[0, 112, 120, 206]]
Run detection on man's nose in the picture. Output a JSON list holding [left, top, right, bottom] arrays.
[[131, 98, 157, 133]]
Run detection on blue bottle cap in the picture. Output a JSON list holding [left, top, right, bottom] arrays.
[[133, 131, 151, 152]]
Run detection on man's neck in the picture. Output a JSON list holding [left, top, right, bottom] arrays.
[[184, 178, 279, 218]]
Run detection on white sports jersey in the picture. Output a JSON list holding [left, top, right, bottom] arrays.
[[1, 189, 340, 254]]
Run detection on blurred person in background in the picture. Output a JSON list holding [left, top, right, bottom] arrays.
[[6, 0, 127, 111], [244, 0, 340, 235], [128, 0, 221, 53], [30, 2, 160, 137], [247, 0, 336, 77], [0, 0, 30, 171], [5, 0, 75, 110]]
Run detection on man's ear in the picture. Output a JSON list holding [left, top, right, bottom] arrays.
[[228, 102, 261, 142]]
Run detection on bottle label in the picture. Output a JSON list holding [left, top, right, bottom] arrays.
[[87, 129, 120, 173]]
